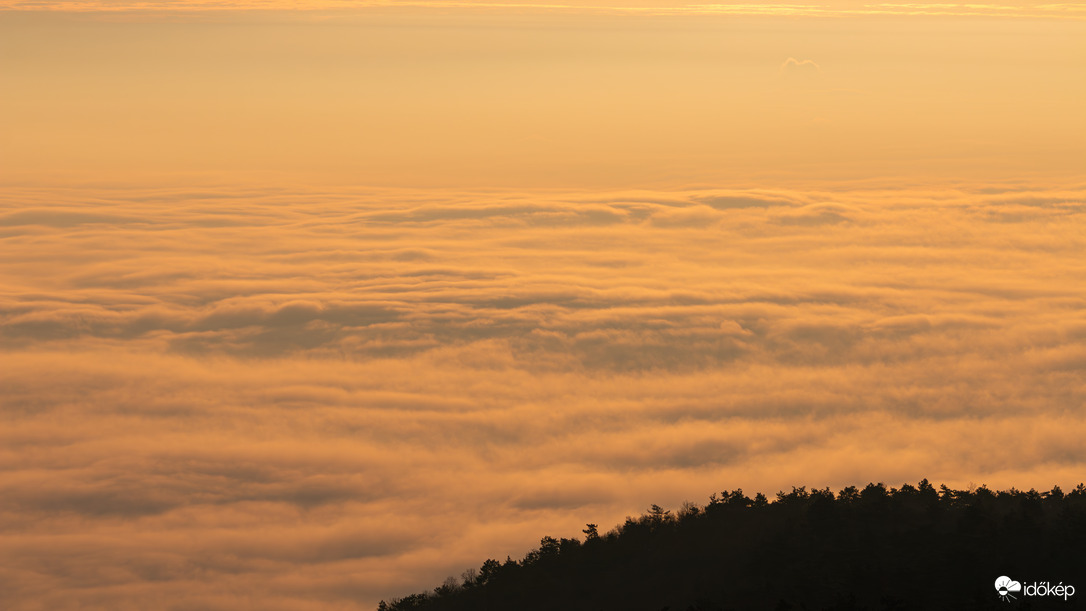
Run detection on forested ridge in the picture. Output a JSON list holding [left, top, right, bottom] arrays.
[[378, 481, 1086, 611]]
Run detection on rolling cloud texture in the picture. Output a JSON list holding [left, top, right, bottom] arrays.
[[2, 183, 1084, 609]]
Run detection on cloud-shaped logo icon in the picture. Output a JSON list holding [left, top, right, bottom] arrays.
[[995, 576, 1022, 602]]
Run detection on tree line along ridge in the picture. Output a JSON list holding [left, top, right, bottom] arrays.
[[378, 481, 1086, 611]]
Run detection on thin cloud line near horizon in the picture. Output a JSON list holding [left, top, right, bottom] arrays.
[[2, 0, 1085, 18]]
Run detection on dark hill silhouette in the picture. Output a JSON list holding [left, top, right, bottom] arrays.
[[378, 481, 1086, 611]]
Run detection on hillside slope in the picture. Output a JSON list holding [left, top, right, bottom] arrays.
[[378, 481, 1085, 611]]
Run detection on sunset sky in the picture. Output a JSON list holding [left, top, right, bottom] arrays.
[[1, 1, 1085, 609]]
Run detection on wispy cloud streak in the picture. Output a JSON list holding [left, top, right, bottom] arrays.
[[2, 0, 1084, 17]]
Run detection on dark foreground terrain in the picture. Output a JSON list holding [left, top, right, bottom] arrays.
[[378, 481, 1086, 611]]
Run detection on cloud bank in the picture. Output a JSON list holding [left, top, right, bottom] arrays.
[[1, 182, 1084, 609]]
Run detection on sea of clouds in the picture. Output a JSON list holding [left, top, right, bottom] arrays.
[[1, 182, 1084, 609]]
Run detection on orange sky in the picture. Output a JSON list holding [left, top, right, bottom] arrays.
[[1, 2, 1084, 610], [3, 0, 1086, 16], [3, 5, 1084, 188]]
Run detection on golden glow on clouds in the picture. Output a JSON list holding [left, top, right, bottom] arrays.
[[1, 4, 1084, 610], [2, 182, 1085, 609]]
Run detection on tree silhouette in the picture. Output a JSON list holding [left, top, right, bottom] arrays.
[[377, 481, 1086, 611], [582, 523, 599, 541]]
